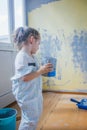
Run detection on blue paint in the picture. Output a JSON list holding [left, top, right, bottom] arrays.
[[40, 29, 87, 86], [71, 30, 87, 72], [40, 29, 61, 58], [40, 29, 62, 81], [27, 0, 61, 12]]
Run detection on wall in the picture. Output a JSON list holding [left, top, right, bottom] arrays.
[[27, 0, 87, 92]]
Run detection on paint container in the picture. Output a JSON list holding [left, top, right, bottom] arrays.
[[41, 57, 57, 77], [0, 108, 17, 130]]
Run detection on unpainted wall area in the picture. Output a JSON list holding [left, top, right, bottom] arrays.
[[27, 0, 87, 92]]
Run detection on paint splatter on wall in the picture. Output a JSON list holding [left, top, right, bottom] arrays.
[[27, 0, 87, 92]]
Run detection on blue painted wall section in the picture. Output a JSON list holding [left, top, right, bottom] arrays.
[[39, 29, 62, 81], [39, 29, 87, 89], [71, 30, 87, 73], [26, 0, 60, 12]]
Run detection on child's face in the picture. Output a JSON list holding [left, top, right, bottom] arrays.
[[31, 38, 40, 54]]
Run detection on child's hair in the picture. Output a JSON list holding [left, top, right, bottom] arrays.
[[13, 27, 40, 50]]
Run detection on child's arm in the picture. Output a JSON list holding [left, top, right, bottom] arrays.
[[21, 63, 52, 82]]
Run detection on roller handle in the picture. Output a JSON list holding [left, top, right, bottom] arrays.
[[70, 98, 80, 104]]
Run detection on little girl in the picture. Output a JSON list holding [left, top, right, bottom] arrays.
[[11, 27, 52, 130]]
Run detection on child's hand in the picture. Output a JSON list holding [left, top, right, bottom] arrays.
[[38, 63, 53, 75]]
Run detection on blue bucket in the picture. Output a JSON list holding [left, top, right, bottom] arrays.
[[0, 108, 17, 130]]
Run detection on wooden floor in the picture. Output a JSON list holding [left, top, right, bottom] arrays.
[[7, 92, 87, 130]]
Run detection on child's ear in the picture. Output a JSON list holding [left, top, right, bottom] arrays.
[[29, 36, 34, 44]]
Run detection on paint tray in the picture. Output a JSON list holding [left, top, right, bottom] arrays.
[[70, 98, 87, 110]]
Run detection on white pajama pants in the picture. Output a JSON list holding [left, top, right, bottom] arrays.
[[18, 95, 43, 130]]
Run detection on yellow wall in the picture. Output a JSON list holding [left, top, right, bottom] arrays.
[[28, 0, 87, 92]]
